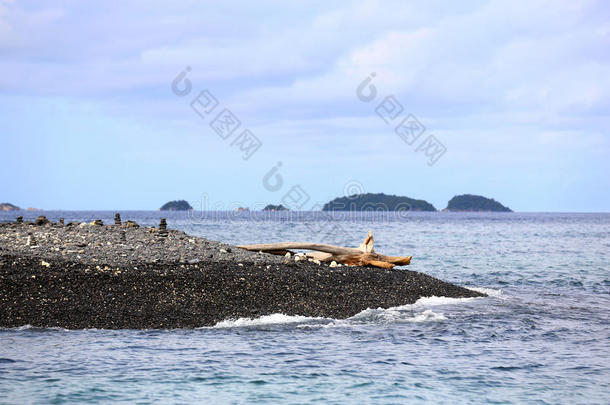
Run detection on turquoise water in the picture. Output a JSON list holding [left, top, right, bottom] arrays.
[[1, 212, 609, 404]]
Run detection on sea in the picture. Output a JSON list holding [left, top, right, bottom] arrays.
[[0, 211, 608, 404]]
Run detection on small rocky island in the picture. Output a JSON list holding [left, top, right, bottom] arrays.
[[0, 203, 21, 211], [160, 200, 193, 211], [445, 194, 512, 212], [0, 216, 483, 329], [263, 204, 289, 211], [324, 193, 436, 212]]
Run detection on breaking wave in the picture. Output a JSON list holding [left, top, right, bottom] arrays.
[[210, 292, 491, 329], [212, 313, 326, 328], [466, 286, 503, 297]]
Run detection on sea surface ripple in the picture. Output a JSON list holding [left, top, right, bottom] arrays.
[[1, 212, 608, 404]]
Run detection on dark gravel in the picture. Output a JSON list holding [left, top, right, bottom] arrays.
[[0, 218, 484, 329]]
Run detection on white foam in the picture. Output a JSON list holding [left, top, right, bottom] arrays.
[[210, 291, 492, 329], [407, 309, 447, 322], [298, 309, 448, 329], [212, 313, 327, 328], [410, 295, 480, 307], [466, 286, 502, 297]]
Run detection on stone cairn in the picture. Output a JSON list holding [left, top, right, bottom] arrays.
[[26, 232, 37, 247], [158, 218, 168, 238], [120, 230, 126, 242], [34, 216, 49, 226], [16, 216, 23, 224], [59, 218, 64, 225], [114, 213, 122, 225]]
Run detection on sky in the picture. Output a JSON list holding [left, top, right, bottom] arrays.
[[1, 0, 609, 212]]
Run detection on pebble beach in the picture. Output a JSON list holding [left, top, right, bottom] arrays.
[[0, 216, 483, 329]]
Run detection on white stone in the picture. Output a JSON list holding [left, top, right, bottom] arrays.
[[329, 261, 338, 268]]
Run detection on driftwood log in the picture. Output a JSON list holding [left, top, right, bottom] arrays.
[[237, 232, 412, 269]]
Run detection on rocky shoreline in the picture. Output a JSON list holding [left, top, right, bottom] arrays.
[[0, 217, 484, 329]]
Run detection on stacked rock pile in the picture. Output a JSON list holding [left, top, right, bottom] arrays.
[[34, 216, 49, 226], [159, 218, 168, 238], [26, 232, 36, 246]]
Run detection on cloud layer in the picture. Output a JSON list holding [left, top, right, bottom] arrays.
[[1, 0, 609, 211]]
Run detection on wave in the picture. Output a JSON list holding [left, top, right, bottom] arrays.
[[410, 295, 479, 306], [210, 291, 494, 329], [211, 313, 327, 328], [212, 309, 448, 329], [339, 308, 447, 324], [465, 286, 503, 297]]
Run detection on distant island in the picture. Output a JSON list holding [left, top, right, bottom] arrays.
[[0, 203, 21, 211], [263, 204, 289, 211], [159, 200, 193, 211], [323, 193, 436, 212], [445, 194, 512, 212]]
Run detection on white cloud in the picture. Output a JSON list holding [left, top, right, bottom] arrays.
[[0, 0, 608, 210]]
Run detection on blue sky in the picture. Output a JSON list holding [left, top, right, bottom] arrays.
[[1, 0, 609, 211]]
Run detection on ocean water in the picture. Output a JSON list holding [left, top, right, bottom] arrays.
[[0, 211, 609, 404]]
